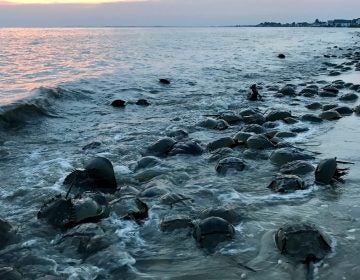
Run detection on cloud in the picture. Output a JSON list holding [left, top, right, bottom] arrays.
[[0, 0, 359, 27]]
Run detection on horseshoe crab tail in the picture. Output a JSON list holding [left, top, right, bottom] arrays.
[[305, 255, 316, 280], [65, 172, 78, 199]]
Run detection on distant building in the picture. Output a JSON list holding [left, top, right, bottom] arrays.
[[328, 19, 352, 27], [313, 19, 327, 27]]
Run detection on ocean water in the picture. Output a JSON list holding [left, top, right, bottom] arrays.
[[0, 27, 360, 279]]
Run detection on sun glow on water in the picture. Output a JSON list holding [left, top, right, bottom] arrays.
[[5, 0, 137, 4]]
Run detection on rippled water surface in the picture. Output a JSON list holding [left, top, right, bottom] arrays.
[[0, 28, 360, 280]]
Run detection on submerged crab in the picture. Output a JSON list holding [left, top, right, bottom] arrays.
[[275, 222, 331, 279], [315, 158, 349, 185], [267, 175, 306, 193], [38, 192, 110, 229], [193, 217, 235, 249]]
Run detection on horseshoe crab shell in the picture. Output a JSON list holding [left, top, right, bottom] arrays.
[[38, 192, 110, 229], [267, 175, 306, 193], [275, 222, 331, 263], [64, 157, 118, 193], [215, 157, 245, 175], [160, 215, 193, 232], [315, 158, 337, 184], [193, 217, 235, 249], [0, 218, 18, 249], [198, 205, 243, 224]]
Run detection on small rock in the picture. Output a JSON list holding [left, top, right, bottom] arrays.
[[278, 54, 286, 59]]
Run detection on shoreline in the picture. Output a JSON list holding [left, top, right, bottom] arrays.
[[0, 28, 360, 279]]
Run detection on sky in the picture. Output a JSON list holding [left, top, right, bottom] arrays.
[[0, 0, 359, 27]]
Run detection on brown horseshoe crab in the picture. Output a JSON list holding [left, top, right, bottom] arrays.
[[275, 222, 331, 280], [315, 158, 349, 185], [64, 157, 118, 194], [38, 192, 110, 230]]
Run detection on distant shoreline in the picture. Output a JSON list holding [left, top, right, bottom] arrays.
[[0, 25, 359, 29]]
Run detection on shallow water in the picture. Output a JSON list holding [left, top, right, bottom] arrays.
[[0, 27, 360, 279]]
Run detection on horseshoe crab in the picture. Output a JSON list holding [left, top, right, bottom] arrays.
[[122, 198, 149, 224], [267, 175, 306, 193], [168, 140, 203, 156], [280, 160, 315, 175], [275, 222, 331, 279], [160, 214, 193, 232], [0, 218, 18, 249], [145, 137, 176, 157], [0, 267, 22, 280], [64, 157, 118, 194], [207, 137, 236, 152], [315, 158, 349, 184], [198, 118, 229, 130], [193, 217, 235, 249], [38, 192, 110, 229], [215, 157, 245, 175], [198, 205, 243, 224]]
